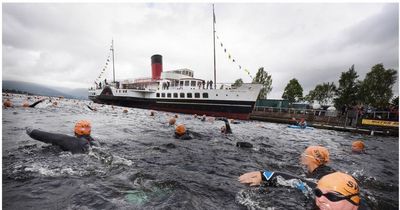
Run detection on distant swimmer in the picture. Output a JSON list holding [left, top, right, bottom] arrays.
[[230, 119, 240, 124], [351, 140, 365, 153], [168, 117, 176, 125], [3, 98, 13, 107], [299, 118, 307, 128], [3, 98, 45, 108], [239, 146, 335, 186], [236, 142, 253, 148], [201, 115, 206, 122], [87, 104, 97, 111], [174, 124, 192, 140], [26, 120, 99, 154], [315, 172, 364, 210], [216, 117, 232, 134]]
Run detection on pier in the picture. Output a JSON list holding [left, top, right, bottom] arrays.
[[250, 106, 399, 136]]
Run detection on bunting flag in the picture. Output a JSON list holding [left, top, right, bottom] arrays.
[[215, 32, 253, 79], [95, 40, 114, 83]]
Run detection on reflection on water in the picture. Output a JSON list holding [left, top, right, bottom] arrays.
[[2, 94, 399, 209]]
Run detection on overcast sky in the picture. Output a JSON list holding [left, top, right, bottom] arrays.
[[2, 3, 399, 98]]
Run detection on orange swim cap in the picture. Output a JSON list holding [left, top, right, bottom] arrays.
[[303, 146, 330, 166], [175, 124, 186, 136], [317, 172, 360, 205], [169, 117, 176, 125], [74, 120, 91, 136], [352, 140, 365, 152], [4, 99, 12, 107], [22, 101, 30, 107]]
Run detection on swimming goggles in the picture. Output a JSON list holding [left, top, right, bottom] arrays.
[[314, 188, 359, 206]]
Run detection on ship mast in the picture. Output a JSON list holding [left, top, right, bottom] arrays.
[[111, 39, 116, 83], [213, 4, 216, 89]]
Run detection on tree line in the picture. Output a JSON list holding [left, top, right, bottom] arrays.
[[233, 63, 398, 110]]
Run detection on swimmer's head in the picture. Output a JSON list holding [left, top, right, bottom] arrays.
[[194, 114, 198, 118], [301, 146, 329, 172], [150, 111, 154, 116], [123, 109, 128, 113], [351, 140, 365, 153], [174, 114, 179, 118], [315, 172, 360, 209], [175, 124, 186, 136], [220, 125, 226, 133], [169, 117, 176, 125], [74, 120, 91, 136], [3, 99, 12, 107]]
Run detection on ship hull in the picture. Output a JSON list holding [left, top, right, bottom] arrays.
[[89, 95, 255, 120]]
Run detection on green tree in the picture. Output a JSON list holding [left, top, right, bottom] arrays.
[[232, 78, 243, 88], [334, 65, 360, 108], [391, 96, 399, 109], [359, 63, 397, 109], [305, 82, 336, 105], [282, 78, 303, 104], [252, 67, 272, 99]]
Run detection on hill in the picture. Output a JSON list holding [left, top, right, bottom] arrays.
[[2, 80, 88, 99]]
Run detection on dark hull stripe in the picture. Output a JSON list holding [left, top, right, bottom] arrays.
[[89, 95, 255, 120]]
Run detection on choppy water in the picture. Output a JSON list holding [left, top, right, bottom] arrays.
[[3, 94, 399, 210]]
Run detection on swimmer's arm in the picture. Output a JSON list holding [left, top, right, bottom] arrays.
[[29, 99, 45, 108], [26, 128, 65, 144], [239, 170, 316, 189], [266, 171, 317, 189], [225, 121, 232, 134]]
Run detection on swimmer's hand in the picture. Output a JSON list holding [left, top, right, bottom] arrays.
[[238, 171, 262, 186]]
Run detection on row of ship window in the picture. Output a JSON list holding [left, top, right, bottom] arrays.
[[156, 92, 209, 99]]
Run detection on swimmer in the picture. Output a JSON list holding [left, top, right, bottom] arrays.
[[174, 124, 192, 140], [168, 117, 176, 125], [299, 118, 307, 128], [201, 114, 206, 122], [26, 120, 99, 154], [315, 172, 362, 210], [86, 104, 97, 111], [239, 146, 335, 186], [4, 98, 45, 108], [216, 117, 232, 134], [351, 140, 365, 153]]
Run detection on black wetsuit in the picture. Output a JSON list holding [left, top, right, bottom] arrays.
[[260, 165, 335, 191], [26, 129, 98, 154], [216, 117, 232, 134], [29, 99, 45, 108]]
